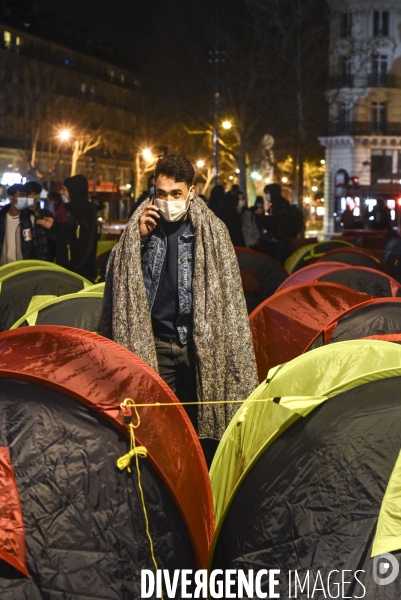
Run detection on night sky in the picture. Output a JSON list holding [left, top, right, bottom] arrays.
[[35, 0, 157, 48]]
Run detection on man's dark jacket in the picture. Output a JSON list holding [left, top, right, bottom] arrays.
[[0, 204, 49, 261]]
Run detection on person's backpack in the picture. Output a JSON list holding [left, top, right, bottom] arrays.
[[287, 204, 304, 238]]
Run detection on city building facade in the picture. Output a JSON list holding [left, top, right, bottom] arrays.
[[0, 22, 140, 220], [320, 0, 401, 233]]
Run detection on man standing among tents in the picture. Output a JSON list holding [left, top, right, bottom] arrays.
[[101, 154, 258, 465]]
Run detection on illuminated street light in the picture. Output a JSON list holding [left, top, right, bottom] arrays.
[[281, 176, 288, 184], [312, 186, 318, 192], [235, 168, 240, 174], [222, 120, 232, 130], [304, 197, 311, 204], [126, 184, 132, 189], [265, 177, 271, 184], [59, 129, 72, 142], [196, 160, 205, 168], [320, 159, 326, 165], [142, 148, 153, 161], [251, 171, 259, 179], [229, 175, 234, 180], [256, 174, 262, 181]]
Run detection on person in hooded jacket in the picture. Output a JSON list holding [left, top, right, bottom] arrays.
[[263, 183, 293, 264], [217, 192, 246, 247], [37, 175, 98, 281], [0, 184, 49, 265]]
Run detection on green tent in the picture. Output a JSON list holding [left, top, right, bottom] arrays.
[[0, 266, 91, 331], [284, 240, 353, 274], [96, 240, 117, 258], [0, 260, 62, 279], [77, 282, 105, 295], [11, 292, 104, 331], [211, 340, 401, 569]]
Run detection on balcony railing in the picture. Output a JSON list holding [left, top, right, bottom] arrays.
[[328, 73, 397, 89], [324, 122, 401, 136]]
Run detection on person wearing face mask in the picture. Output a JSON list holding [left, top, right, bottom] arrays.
[[0, 184, 49, 265], [101, 154, 258, 467], [37, 175, 98, 281]]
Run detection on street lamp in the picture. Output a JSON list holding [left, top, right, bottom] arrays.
[[312, 186, 318, 192], [196, 160, 205, 168], [142, 148, 153, 162], [222, 120, 232, 130], [58, 129, 72, 142], [281, 176, 288, 184]]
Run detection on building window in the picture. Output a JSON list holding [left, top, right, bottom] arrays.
[[80, 83, 86, 92], [371, 149, 393, 182], [110, 70, 115, 81], [372, 55, 388, 85], [339, 101, 352, 129], [341, 55, 352, 85], [3, 31, 11, 49], [121, 73, 125, 83], [374, 11, 389, 37], [371, 101, 387, 133], [340, 13, 352, 38]]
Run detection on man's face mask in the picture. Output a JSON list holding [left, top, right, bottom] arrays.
[[14, 197, 34, 211], [155, 190, 191, 222]]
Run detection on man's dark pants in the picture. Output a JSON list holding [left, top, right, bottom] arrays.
[[155, 338, 218, 468]]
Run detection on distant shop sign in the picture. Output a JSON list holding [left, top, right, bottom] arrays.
[[377, 178, 401, 185]]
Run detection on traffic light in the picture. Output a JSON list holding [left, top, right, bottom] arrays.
[[351, 176, 360, 190]]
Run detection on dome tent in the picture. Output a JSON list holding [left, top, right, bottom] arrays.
[[306, 298, 401, 350], [0, 259, 63, 278], [318, 246, 384, 270], [235, 247, 288, 313], [210, 341, 401, 599], [249, 282, 371, 381], [0, 266, 91, 331], [276, 261, 347, 292], [0, 327, 213, 598], [314, 266, 401, 297], [284, 240, 353, 274], [11, 293, 104, 331]]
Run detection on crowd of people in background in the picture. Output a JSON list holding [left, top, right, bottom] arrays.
[[0, 174, 98, 281], [201, 181, 304, 265]]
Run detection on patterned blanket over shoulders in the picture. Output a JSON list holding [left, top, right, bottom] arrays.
[[100, 196, 258, 439]]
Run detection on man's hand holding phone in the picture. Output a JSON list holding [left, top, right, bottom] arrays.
[[139, 201, 160, 238]]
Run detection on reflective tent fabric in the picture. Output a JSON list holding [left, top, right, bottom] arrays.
[[306, 298, 401, 351], [318, 246, 384, 270], [11, 293, 104, 330], [0, 380, 198, 598], [209, 340, 401, 598], [211, 376, 401, 599], [315, 266, 401, 298], [234, 247, 288, 313], [0, 327, 213, 570], [284, 240, 353, 274], [0, 267, 91, 331], [249, 282, 371, 382], [276, 261, 348, 292]]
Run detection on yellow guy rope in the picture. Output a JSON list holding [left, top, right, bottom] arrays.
[[116, 398, 163, 600]]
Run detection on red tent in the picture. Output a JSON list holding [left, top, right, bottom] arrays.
[[317, 247, 384, 271], [313, 266, 401, 297], [305, 298, 401, 351], [249, 283, 372, 382], [0, 327, 213, 572], [276, 261, 347, 292]]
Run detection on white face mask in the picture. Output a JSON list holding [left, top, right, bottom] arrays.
[[61, 195, 69, 204], [14, 197, 34, 211], [155, 190, 191, 222]]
